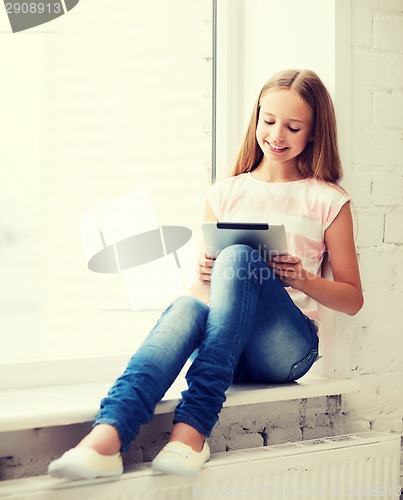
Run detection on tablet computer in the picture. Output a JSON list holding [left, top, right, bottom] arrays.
[[202, 222, 288, 259]]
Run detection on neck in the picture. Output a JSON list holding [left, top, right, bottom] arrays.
[[252, 159, 305, 183]]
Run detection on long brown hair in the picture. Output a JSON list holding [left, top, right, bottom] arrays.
[[232, 69, 343, 183]]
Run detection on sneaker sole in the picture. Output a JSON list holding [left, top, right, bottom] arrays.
[[48, 462, 123, 480]]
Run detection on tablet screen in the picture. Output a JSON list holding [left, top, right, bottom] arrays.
[[202, 221, 288, 259]]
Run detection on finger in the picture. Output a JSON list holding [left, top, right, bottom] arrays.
[[199, 264, 212, 275], [199, 257, 215, 268], [199, 271, 212, 282], [272, 254, 299, 264], [273, 267, 297, 280]]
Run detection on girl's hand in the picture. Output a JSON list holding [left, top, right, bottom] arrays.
[[198, 253, 215, 282], [269, 254, 310, 290]]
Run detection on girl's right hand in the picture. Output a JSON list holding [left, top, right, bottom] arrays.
[[198, 253, 215, 282]]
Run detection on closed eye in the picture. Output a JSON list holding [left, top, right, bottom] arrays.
[[264, 121, 300, 133]]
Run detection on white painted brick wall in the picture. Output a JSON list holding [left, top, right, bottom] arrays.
[[352, 9, 373, 48], [374, 92, 403, 128], [372, 172, 403, 206], [355, 211, 385, 247], [353, 49, 403, 91], [352, 89, 373, 127], [354, 0, 403, 13], [385, 211, 403, 244], [348, 0, 403, 438], [373, 15, 403, 51]]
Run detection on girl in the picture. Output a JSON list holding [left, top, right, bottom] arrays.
[[48, 69, 363, 480]]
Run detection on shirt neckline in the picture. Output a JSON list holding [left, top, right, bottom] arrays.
[[247, 171, 312, 185]]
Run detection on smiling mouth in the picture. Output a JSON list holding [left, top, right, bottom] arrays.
[[266, 141, 289, 152]]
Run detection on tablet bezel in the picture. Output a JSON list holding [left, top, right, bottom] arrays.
[[201, 221, 288, 259]]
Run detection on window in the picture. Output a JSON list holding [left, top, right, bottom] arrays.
[[0, 0, 212, 387], [0, 0, 352, 389]]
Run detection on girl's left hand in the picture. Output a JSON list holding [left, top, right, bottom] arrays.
[[268, 254, 310, 290]]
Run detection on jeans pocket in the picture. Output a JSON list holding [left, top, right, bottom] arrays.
[[286, 348, 319, 382]]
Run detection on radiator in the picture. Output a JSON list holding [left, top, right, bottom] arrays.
[[0, 432, 400, 500]]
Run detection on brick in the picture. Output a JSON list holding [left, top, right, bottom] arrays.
[[354, 210, 384, 247], [268, 427, 302, 445], [303, 426, 336, 441], [352, 325, 401, 374], [385, 211, 403, 243], [225, 433, 264, 451], [353, 127, 403, 167], [352, 89, 373, 128], [304, 396, 329, 414], [352, 9, 373, 48], [356, 288, 403, 328], [373, 15, 403, 51], [332, 413, 372, 434], [208, 433, 227, 453], [343, 374, 382, 420], [372, 413, 403, 433], [352, 49, 403, 90], [373, 92, 403, 128], [379, 372, 403, 410], [398, 247, 403, 280], [218, 401, 299, 431], [358, 245, 399, 288], [353, 0, 403, 12], [346, 171, 372, 208], [372, 172, 403, 206]]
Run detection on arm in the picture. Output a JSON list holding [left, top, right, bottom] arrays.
[[189, 201, 217, 303], [271, 202, 364, 316]]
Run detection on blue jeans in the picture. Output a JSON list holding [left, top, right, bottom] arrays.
[[94, 245, 319, 451]]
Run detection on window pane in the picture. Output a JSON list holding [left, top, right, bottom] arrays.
[[0, 0, 212, 361]]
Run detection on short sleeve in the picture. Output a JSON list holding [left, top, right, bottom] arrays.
[[324, 188, 351, 230]]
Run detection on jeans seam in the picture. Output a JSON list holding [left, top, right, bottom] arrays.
[[286, 347, 319, 382]]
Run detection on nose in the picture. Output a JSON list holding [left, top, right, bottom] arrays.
[[271, 124, 284, 142]]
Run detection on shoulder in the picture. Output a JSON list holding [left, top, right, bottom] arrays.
[[213, 173, 250, 188], [306, 179, 351, 229], [304, 178, 350, 203], [208, 173, 250, 196]]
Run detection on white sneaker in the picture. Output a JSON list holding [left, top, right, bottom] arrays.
[[151, 441, 210, 477], [48, 447, 123, 480]]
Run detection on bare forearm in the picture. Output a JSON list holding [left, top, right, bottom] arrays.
[[301, 272, 363, 316], [189, 281, 211, 304]]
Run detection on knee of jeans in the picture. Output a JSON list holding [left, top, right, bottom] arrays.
[[214, 244, 261, 268], [170, 295, 208, 316]]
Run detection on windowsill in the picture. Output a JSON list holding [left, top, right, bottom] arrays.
[[0, 375, 359, 433]]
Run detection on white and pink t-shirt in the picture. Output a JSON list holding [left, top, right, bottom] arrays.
[[207, 172, 350, 321]]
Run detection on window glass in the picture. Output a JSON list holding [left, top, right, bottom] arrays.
[[0, 0, 211, 361]]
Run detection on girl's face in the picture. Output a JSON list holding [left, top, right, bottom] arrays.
[[256, 89, 314, 168]]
